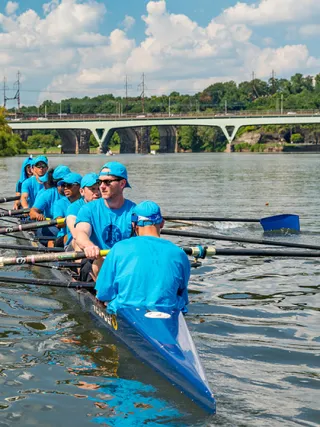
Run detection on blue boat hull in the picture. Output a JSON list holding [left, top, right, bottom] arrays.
[[90, 303, 216, 413]]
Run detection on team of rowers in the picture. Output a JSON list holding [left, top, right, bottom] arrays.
[[14, 155, 190, 315]]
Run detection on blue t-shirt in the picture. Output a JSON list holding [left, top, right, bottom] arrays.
[[66, 197, 85, 218], [65, 198, 86, 244], [21, 176, 44, 207], [75, 198, 136, 249], [33, 187, 63, 219], [95, 236, 190, 314], [53, 197, 71, 237]]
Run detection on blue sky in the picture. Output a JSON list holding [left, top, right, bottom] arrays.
[[0, 0, 319, 106]]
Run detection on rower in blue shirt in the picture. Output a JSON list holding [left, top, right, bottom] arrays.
[[75, 162, 135, 280], [52, 172, 82, 247], [30, 165, 71, 221], [14, 156, 33, 209], [20, 155, 48, 208], [95, 201, 190, 315], [65, 173, 100, 248]]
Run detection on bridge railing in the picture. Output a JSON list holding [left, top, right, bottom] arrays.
[[7, 109, 320, 122]]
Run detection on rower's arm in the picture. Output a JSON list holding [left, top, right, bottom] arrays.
[[20, 192, 29, 209], [75, 222, 100, 258], [13, 192, 21, 210], [66, 214, 77, 238]]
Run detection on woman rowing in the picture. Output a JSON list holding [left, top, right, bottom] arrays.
[[13, 156, 34, 209]]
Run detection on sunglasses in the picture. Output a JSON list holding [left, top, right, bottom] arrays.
[[98, 178, 122, 186], [62, 183, 80, 188], [35, 163, 47, 168]]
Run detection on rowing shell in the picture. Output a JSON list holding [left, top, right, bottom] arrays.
[[16, 229, 216, 413]]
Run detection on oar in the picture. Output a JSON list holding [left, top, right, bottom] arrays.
[[0, 196, 20, 203], [0, 275, 94, 289], [0, 208, 30, 218], [162, 229, 320, 251], [0, 218, 65, 235], [164, 214, 300, 232], [0, 249, 109, 267], [0, 243, 64, 252], [181, 246, 320, 258]]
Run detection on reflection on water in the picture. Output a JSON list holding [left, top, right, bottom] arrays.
[[0, 153, 320, 426]]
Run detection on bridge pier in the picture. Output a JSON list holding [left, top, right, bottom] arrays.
[[158, 126, 178, 153], [117, 128, 139, 153], [57, 129, 90, 154]]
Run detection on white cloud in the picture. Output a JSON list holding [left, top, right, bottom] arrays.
[[220, 0, 320, 25], [299, 24, 320, 37], [5, 1, 18, 15], [123, 15, 135, 31], [1, 0, 319, 105]]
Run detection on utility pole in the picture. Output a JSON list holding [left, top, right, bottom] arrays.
[[3, 71, 21, 110], [169, 96, 171, 117], [271, 69, 277, 94], [124, 75, 131, 114], [225, 100, 227, 115], [280, 94, 284, 114], [138, 73, 146, 113], [251, 71, 259, 98], [3, 77, 7, 108]]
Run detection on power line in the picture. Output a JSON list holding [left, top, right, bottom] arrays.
[[138, 73, 147, 113], [4, 71, 21, 110]]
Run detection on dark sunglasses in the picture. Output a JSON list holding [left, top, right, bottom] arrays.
[[98, 178, 122, 186], [35, 163, 47, 168], [62, 183, 80, 188]]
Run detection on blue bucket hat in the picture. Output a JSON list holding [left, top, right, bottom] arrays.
[[81, 173, 99, 189], [58, 172, 82, 186], [32, 155, 48, 166], [132, 201, 163, 226], [39, 172, 49, 183], [99, 162, 131, 188], [53, 165, 71, 181]]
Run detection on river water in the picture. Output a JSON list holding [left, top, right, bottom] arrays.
[[0, 153, 319, 427]]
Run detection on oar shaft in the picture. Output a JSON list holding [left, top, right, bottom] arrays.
[[0, 196, 20, 203], [0, 275, 94, 289], [162, 229, 320, 251], [182, 245, 320, 258], [164, 215, 260, 223], [0, 208, 30, 218], [0, 218, 64, 235], [0, 243, 64, 252], [0, 249, 109, 266]]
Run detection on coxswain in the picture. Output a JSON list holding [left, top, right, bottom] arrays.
[[95, 201, 190, 314]]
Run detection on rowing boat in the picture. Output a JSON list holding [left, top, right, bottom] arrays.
[[14, 227, 216, 413]]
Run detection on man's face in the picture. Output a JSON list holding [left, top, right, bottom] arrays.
[[34, 162, 48, 177], [98, 169, 125, 200], [25, 165, 33, 177], [80, 183, 101, 202], [63, 182, 80, 199]]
